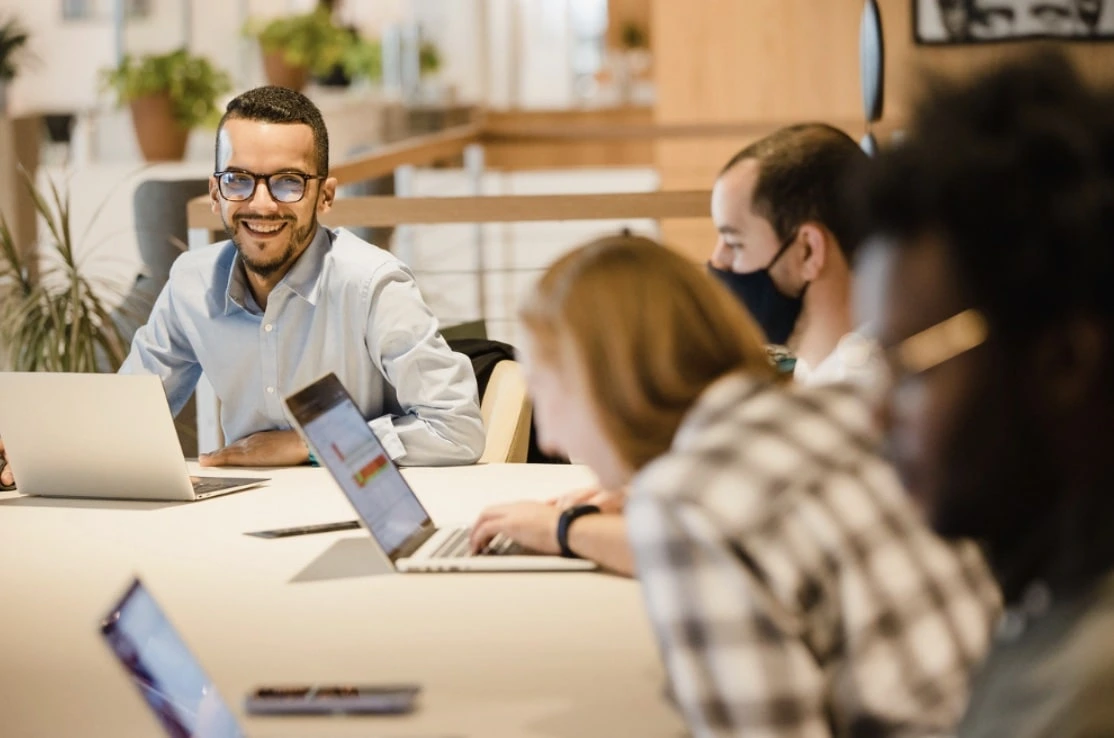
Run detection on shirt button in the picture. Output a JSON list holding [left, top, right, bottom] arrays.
[[266, 386, 275, 394], [264, 323, 274, 332]]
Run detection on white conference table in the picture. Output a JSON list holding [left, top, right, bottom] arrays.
[[0, 463, 687, 738]]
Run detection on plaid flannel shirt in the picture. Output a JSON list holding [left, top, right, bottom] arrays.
[[628, 374, 1001, 738]]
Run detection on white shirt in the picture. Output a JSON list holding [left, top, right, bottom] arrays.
[[793, 331, 887, 393]]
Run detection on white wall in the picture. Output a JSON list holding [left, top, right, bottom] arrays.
[[0, 0, 116, 115]]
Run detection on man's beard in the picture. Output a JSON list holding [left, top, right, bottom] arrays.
[[224, 213, 318, 278]]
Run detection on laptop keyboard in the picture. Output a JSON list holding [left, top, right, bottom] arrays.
[[430, 527, 528, 558]]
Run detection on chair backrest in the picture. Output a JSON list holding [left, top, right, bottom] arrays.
[[478, 360, 533, 464]]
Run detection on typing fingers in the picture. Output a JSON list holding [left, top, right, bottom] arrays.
[[469, 517, 505, 553]]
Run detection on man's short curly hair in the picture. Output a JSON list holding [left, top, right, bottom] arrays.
[[216, 86, 329, 175], [858, 51, 1114, 346]]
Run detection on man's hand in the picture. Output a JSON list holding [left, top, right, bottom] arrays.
[[548, 487, 627, 514], [469, 501, 562, 555], [0, 438, 14, 490], [199, 430, 309, 468]]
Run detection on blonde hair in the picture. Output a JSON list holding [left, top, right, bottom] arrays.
[[520, 234, 776, 472]]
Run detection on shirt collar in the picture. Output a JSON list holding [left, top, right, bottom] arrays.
[[222, 226, 332, 315]]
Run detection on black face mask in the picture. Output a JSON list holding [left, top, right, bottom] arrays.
[[708, 233, 807, 346]]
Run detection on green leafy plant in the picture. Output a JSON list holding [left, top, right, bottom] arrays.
[[0, 15, 31, 81], [342, 36, 383, 83], [245, 9, 355, 77], [419, 40, 441, 77], [0, 171, 129, 372], [101, 49, 231, 129]]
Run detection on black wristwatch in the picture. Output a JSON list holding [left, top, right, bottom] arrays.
[[556, 504, 602, 558]]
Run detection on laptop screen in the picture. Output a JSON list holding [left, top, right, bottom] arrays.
[[289, 374, 432, 558], [101, 580, 242, 738]]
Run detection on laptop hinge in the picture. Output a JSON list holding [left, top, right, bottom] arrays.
[[391, 520, 437, 562]]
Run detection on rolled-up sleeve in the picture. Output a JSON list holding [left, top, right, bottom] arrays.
[[364, 268, 484, 466]]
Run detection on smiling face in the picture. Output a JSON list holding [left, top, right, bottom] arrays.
[[210, 118, 337, 281]]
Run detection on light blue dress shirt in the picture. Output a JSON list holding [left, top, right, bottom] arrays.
[[120, 226, 485, 466]]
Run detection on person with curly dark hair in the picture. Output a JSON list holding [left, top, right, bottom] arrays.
[[856, 50, 1114, 737]]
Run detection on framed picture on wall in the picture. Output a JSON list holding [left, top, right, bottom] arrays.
[[915, 0, 1114, 43]]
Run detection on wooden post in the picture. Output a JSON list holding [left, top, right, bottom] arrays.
[[0, 115, 41, 280]]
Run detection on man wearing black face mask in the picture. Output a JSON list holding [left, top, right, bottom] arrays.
[[709, 124, 883, 389]]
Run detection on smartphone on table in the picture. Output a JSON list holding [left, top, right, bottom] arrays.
[[244, 683, 420, 715]]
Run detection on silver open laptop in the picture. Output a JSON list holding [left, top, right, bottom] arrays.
[[285, 373, 596, 573], [0, 373, 267, 501]]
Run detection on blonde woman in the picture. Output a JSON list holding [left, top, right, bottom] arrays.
[[469, 234, 776, 574], [469, 234, 999, 738]]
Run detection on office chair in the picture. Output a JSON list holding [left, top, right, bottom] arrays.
[[478, 360, 533, 464]]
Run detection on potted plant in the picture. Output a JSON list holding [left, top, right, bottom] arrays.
[[341, 36, 383, 86], [0, 16, 31, 114], [101, 49, 231, 162], [418, 39, 441, 78], [0, 171, 128, 372], [245, 9, 355, 92]]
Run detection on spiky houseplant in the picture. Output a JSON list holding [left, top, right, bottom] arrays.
[[0, 172, 129, 372]]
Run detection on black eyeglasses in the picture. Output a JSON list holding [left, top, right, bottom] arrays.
[[214, 170, 325, 204]]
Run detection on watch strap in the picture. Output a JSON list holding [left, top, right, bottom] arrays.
[[556, 504, 602, 558]]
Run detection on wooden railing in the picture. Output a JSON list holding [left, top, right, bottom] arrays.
[[188, 114, 896, 231], [329, 122, 483, 186], [187, 190, 710, 231]]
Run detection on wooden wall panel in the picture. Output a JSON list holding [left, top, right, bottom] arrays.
[[652, 0, 1114, 259]]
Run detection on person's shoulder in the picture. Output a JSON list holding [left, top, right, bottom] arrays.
[[166, 240, 237, 288], [1039, 577, 1114, 735], [632, 375, 885, 524], [674, 374, 877, 459], [1068, 576, 1114, 674], [323, 228, 409, 281]]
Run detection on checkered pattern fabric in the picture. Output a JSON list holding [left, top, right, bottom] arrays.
[[629, 374, 1001, 738]]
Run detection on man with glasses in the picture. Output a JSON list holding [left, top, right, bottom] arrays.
[[856, 51, 1114, 736], [118, 86, 484, 468]]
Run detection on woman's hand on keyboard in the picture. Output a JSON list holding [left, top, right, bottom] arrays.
[[469, 501, 562, 555]]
